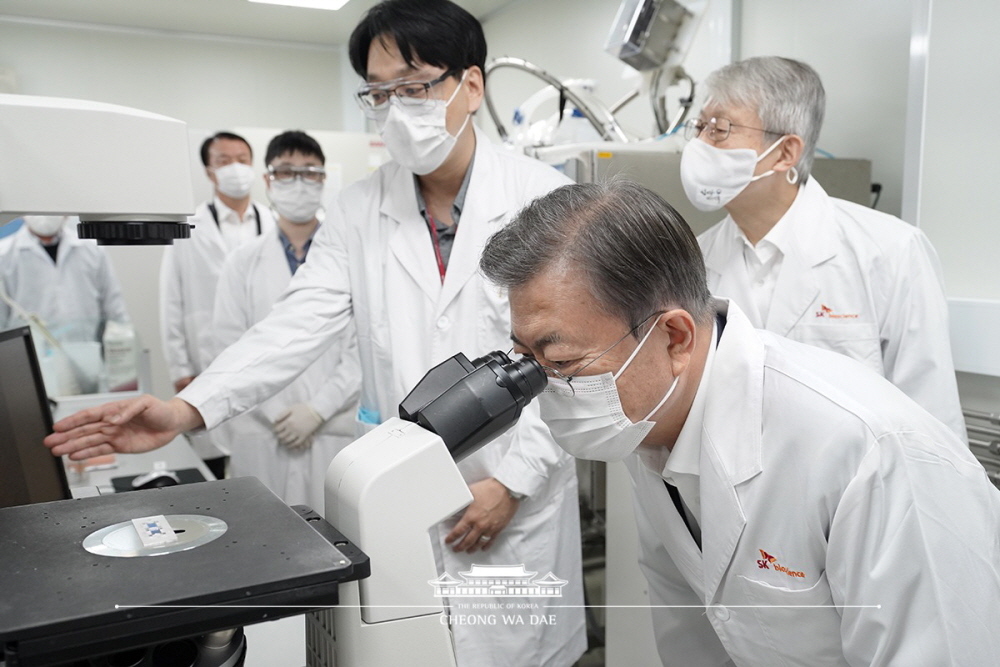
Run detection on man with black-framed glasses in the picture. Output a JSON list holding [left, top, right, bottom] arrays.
[[685, 56, 965, 444], [210, 130, 360, 513], [46, 2, 586, 666]]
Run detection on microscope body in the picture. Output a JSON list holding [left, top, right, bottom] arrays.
[[325, 418, 470, 666]]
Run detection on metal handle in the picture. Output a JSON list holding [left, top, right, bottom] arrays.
[[483, 57, 629, 144]]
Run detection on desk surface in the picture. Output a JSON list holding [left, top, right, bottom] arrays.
[[67, 435, 215, 496], [53, 390, 216, 495]]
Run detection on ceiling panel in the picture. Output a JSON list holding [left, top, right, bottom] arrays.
[[0, 0, 515, 47]]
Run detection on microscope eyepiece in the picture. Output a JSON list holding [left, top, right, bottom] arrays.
[[398, 350, 549, 461]]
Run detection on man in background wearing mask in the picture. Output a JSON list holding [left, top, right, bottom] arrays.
[[682, 56, 966, 442], [159, 131, 275, 477], [480, 179, 1000, 667], [0, 214, 129, 345], [46, 2, 586, 666], [211, 130, 360, 512]]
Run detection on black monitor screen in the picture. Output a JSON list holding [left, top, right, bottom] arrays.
[[0, 326, 71, 508]]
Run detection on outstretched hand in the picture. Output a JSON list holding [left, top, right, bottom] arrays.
[[44, 395, 204, 461]]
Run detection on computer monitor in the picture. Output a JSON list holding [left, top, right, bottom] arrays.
[[0, 326, 72, 508]]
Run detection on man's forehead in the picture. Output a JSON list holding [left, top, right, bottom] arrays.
[[210, 139, 250, 156], [270, 151, 322, 165], [701, 100, 757, 122], [366, 35, 438, 82]]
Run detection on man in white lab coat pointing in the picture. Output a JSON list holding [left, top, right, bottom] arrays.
[[683, 56, 967, 442], [480, 179, 1000, 666], [46, 2, 586, 666]]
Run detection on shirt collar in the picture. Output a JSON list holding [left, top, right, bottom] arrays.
[[732, 185, 803, 256], [212, 195, 257, 224], [414, 151, 476, 225], [277, 225, 318, 255], [635, 318, 718, 479]]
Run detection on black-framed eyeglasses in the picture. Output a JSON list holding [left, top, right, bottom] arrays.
[[513, 311, 665, 395], [355, 69, 458, 115], [267, 165, 326, 184], [683, 116, 781, 142]]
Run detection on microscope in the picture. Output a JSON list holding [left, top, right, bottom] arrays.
[[0, 95, 549, 666]]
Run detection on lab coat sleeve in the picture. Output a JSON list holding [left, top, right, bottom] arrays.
[[827, 432, 1000, 666], [178, 216, 354, 430], [491, 399, 574, 499], [878, 232, 966, 442], [304, 330, 361, 422], [159, 246, 194, 382], [97, 250, 129, 324]]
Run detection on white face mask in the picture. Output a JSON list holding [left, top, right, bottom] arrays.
[[23, 215, 68, 238], [212, 162, 255, 199], [377, 70, 471, 175], [679, 135, 787, 212], [538, 317, 680, 462], [268, 179, 323, 224]]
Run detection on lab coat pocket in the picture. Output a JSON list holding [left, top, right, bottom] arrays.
[[736, 571, 847, 666], [790, 322, 883, 375]]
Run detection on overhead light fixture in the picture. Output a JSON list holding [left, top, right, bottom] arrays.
[[248, 0, 351, 10]]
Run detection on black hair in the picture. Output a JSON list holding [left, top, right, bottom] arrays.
[[199, 131, 252, 167], [265, 130, 325, 165], [348, 0, 487, 80], [480, 179, 714, 331]]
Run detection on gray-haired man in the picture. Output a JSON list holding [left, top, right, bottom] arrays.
[[682, 56, 966, 442], [480, 179, 1000, 666]]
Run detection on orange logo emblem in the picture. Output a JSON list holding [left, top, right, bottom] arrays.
[[756, 549, 806, 578]]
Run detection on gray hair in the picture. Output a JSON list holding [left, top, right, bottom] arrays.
[[706, 56, 825, 183], [479, 179, 714, 333]]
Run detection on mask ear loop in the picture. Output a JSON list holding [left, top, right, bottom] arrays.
[[643, 374, 680, 421], [613, 314, 662, 382]]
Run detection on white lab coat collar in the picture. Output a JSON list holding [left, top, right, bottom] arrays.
[[382, 124, 512, 314], [696, 298, 765, 601], [704, 180, 840, 335]]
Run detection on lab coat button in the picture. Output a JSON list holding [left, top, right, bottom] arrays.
[[713, 605, 730, 621], [436, 316, 450, 330]]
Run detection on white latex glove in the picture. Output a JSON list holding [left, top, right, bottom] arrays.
[[273, 403, 324, 449]]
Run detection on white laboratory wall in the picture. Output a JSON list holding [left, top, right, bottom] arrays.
[[911, 1, 1000, 405], [739, 0, 912, 217], [0, 18, 344, 130]]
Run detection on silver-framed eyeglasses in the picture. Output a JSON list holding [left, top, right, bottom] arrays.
[[524, 311, 665, 395], [355, 69, 458, 115], [683, 116, 780, 142], [267, 165, 326, 184]]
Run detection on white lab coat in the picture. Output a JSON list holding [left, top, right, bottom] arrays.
[[211, 227, 361, 511], [182, 126, 586, 667], [625, 299, 1000, 666], [0, 222, 128, 337], [159, 199, 274, 459], [697, 179, 967, 442]]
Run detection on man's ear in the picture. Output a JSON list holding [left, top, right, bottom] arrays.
[[775, 134, 804, 177], [463, 66, 484, 115], [659, 309, 697, 378]]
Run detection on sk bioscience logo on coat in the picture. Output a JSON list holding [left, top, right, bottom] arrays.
[[429, 564, 567, 627]]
